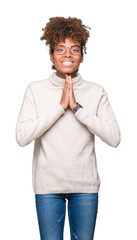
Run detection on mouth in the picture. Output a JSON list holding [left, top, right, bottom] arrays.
[[61, 61, 74, 67]]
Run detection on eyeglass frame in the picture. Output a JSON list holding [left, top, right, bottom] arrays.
[[53, 44, 82, 55]]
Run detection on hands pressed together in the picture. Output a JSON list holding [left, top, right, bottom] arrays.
[[60, 74, 77, 111]]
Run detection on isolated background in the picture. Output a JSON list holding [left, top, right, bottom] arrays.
[[0, 0, 137, 239]]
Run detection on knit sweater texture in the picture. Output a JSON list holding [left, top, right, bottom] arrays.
[[16, 72, 121, 194]]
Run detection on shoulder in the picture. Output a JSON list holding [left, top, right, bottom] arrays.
[[29, 78, 49, 88], [26, 77, 50, 91], [81, 77, 105, 94]]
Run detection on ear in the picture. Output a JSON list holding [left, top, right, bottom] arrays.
[[80, 54, 84, 63], [50, 54, 54, 63]]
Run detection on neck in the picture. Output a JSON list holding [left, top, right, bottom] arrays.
[[56, 71, 78, 79], [49, 71, 83, 88]]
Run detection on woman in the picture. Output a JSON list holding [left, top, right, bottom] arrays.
[[16, 17, 121, 240]]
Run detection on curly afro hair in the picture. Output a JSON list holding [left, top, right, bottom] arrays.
[[40, 16, 91, 70]]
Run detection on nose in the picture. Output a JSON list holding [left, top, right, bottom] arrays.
[[65, 47, 72, 57]]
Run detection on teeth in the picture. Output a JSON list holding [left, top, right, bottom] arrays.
[[63, 62, 72, 64], [62, 61, 73, 66]]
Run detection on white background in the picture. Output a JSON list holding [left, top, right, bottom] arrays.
[[0, 0, 137, 239]]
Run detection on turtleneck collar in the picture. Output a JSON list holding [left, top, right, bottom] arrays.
[[49, 72, 83, 88]]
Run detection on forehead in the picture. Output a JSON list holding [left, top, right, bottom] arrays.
[[57, 37, 80, 46]]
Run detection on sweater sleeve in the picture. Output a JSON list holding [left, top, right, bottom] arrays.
[[74, 88, 121, 147], [15, 84, 66, 147]]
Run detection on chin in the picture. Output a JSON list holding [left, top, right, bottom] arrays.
[[56, 68, 79, 77], [64, 70, 72, 74], [62, 68, 77, 74]]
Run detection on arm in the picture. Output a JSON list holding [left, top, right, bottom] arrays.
[[15, 84, 65, 147], [74, 88, 121, 147]]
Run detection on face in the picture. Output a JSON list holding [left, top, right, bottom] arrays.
[[50, 37, 84, 78]]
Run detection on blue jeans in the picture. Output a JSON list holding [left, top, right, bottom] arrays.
[[35, 193, 98, 240]]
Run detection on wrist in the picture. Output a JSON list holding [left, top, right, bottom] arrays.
[[72, 102, 83, 113], [72, 102, 77, 109]]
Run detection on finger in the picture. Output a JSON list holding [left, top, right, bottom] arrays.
[[65, 74, 69, 83], [65, 74, 69, 80], [68, 81, 70, 97], [68, 75, 73, 89], [65, 76, 70, 91], [64, 75, 69, 89]]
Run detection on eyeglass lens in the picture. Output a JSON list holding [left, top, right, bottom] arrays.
[[55, 45, 81, 54]]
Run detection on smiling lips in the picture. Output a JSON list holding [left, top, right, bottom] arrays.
[[61, 61, 74, 67]]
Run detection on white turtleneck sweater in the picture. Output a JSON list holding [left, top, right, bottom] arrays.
[[15, 72, 121, 194]]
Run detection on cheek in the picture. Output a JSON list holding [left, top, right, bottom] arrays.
[[75, 59, 82, 66], [75, 56, 82, 63], [54, 57, 62, 65]]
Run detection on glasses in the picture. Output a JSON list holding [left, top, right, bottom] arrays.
[[53, 45, 81, 55]]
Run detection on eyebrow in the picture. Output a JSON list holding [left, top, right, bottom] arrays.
[[57, 44, 81, 48]]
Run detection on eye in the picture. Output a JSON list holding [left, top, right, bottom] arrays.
[[72, 49, 79, 52], [55, 46, 65, 54], [71, 46, 81, 54], [57, 49, 63, 52]]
